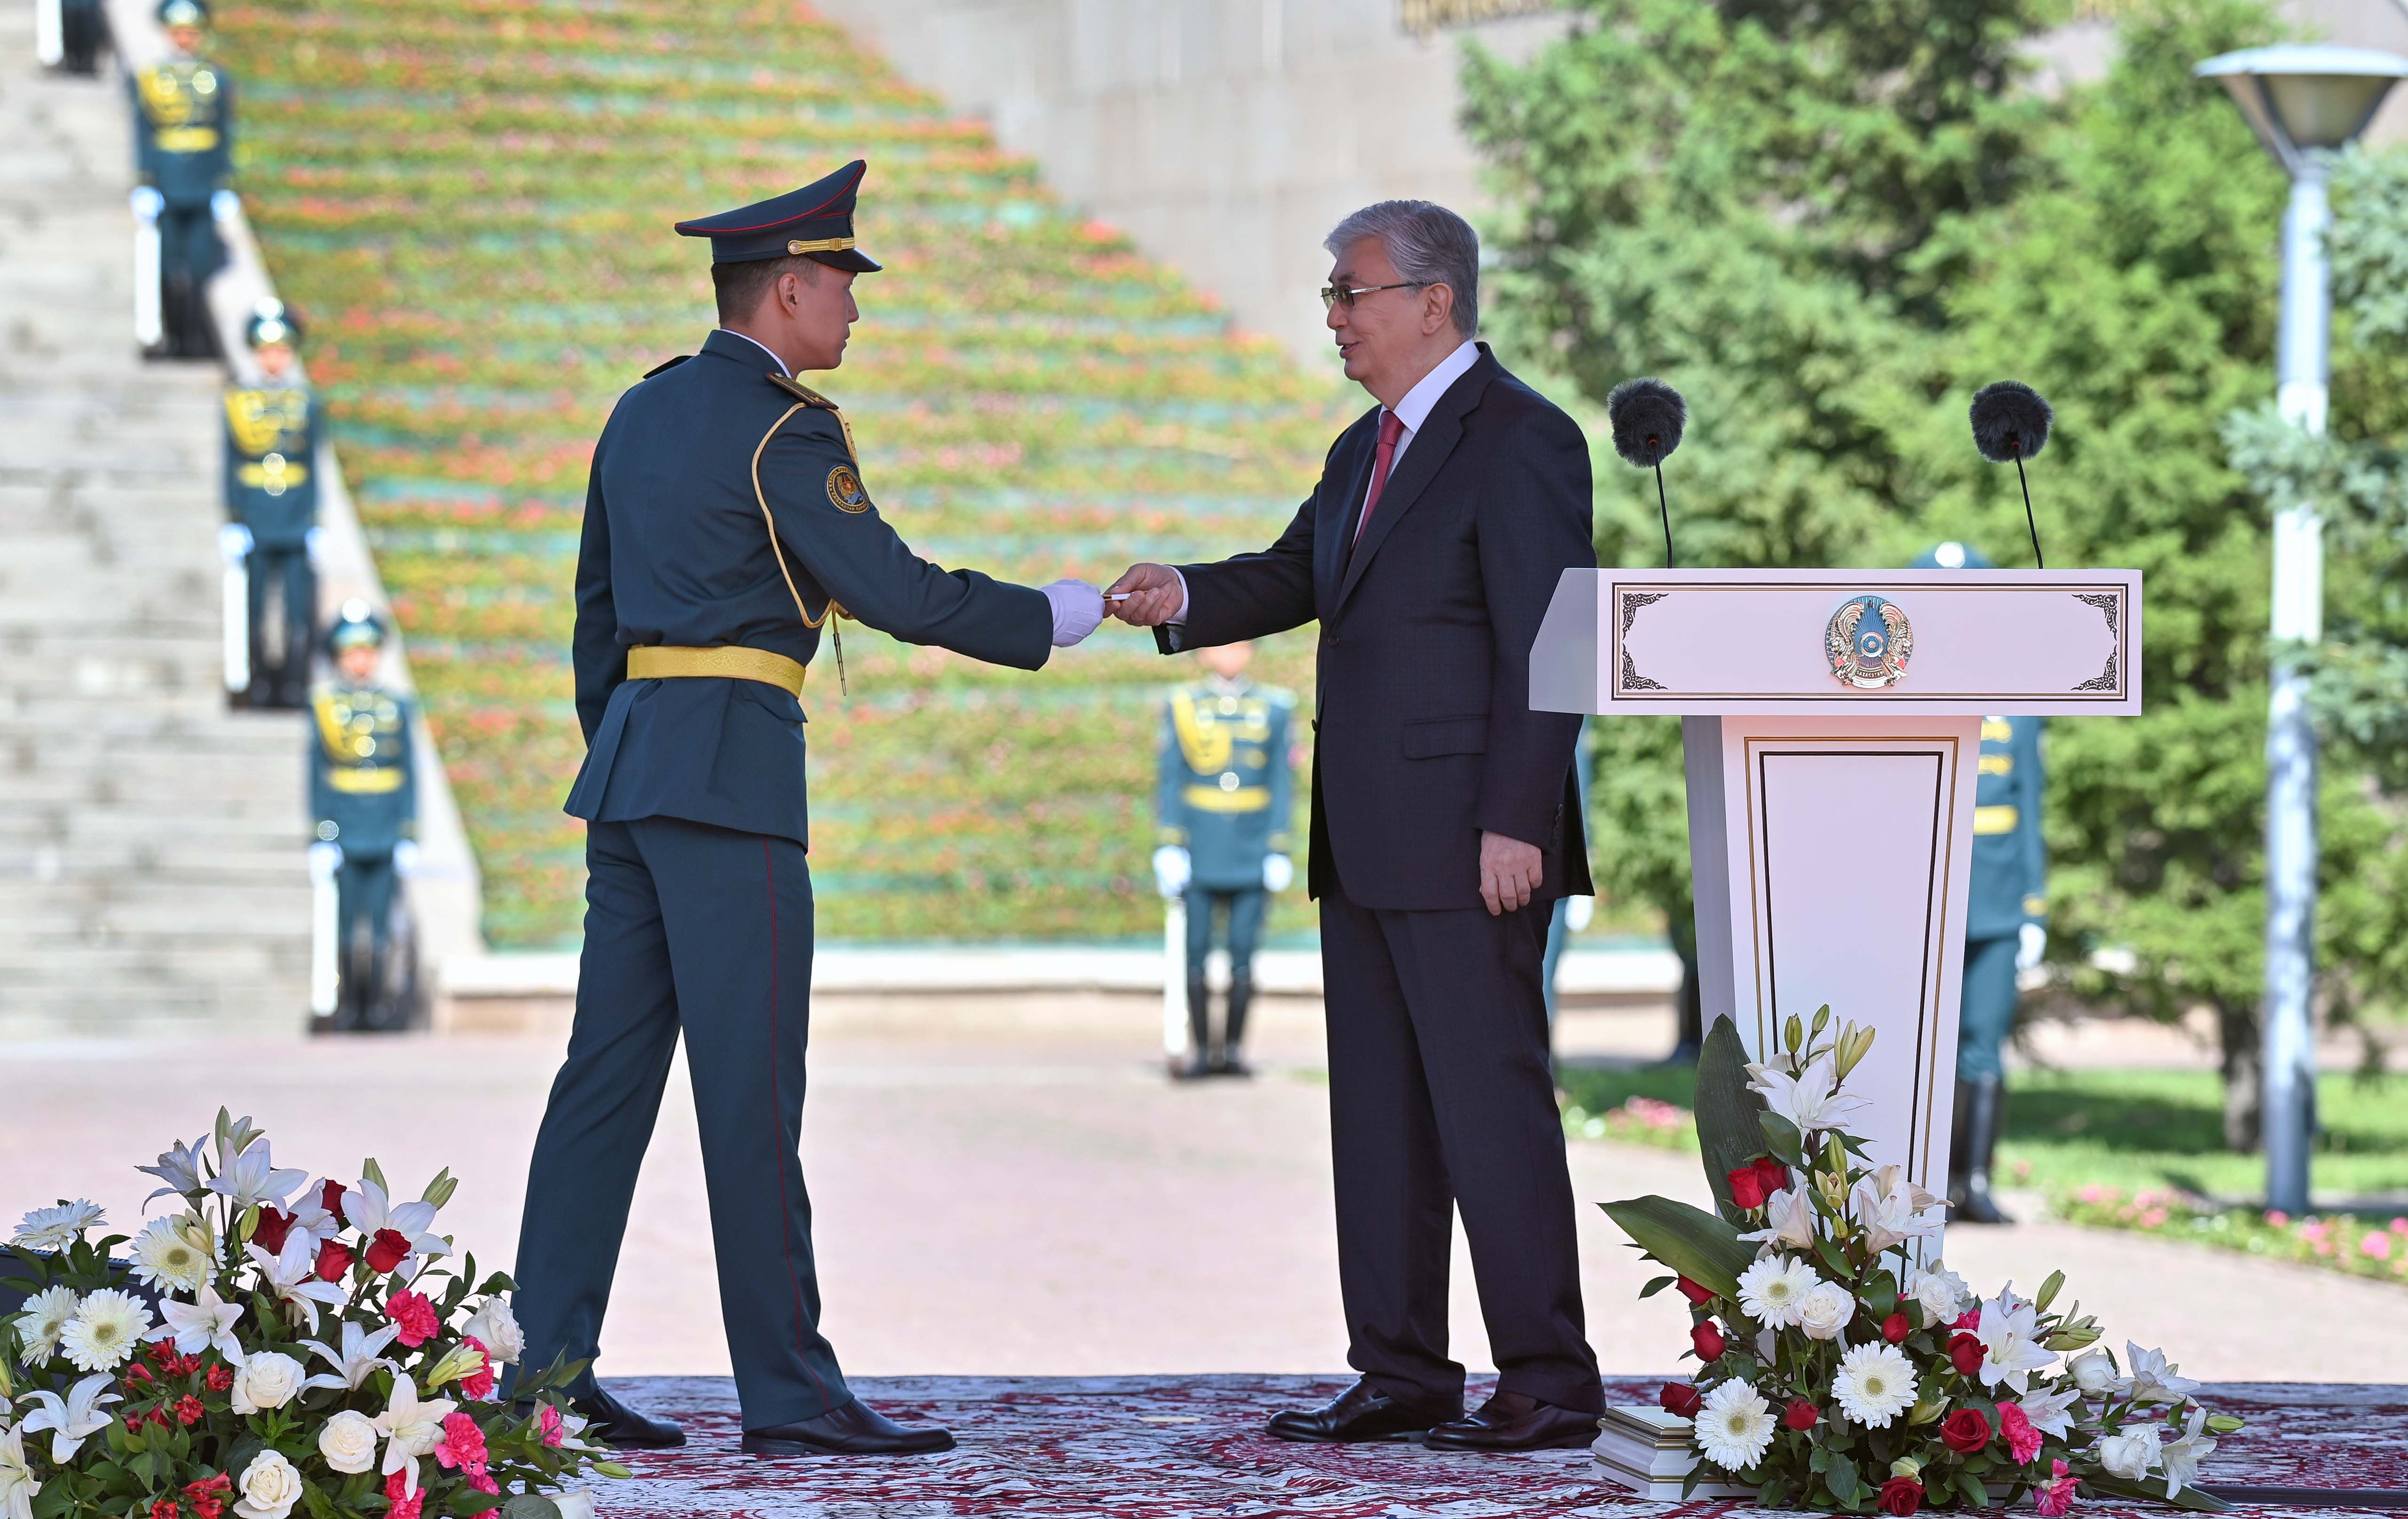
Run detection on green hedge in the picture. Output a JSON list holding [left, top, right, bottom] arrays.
[[221, 0, 1346, 946]]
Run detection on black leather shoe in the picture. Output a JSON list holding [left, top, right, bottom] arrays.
[[743, 1400, 955, 1457], [569, 1388, 686, 1449], [1424, 1391, 1599, 1452], [1266, 1379, 1460, 1443]]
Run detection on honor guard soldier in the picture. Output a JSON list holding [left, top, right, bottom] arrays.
[[224, 300, 320, 708], [1152, 640, 1295, 1079], [36, 0, 111, 76], [510, 161, 1101, 1459], [130, 0, 234, 359], [308, 604, 421, 1033], [1919, 541, 2047, 1223]]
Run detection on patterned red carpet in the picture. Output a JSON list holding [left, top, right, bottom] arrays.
[[598, 1375, 2408, 1517]]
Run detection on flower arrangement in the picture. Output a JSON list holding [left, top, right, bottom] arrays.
[[1604, 1011, 2243, 1513], [0, 1112, 624, 1519]]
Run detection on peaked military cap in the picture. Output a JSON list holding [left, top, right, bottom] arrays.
[[246, 297, 303, 350], [326, 598, 387, 655], [673, 160, 882, 272], [158, 0, 208, 24]]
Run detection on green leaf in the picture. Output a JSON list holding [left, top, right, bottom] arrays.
[[1639, 1274, 1677, 1298], [301, 1484, 341, 1519], [1958, 1472, 1992, 1508], [2083, 1475, 2232, 1513], [1695, 1017, 1770, 1221], [1826, 1453, 1861, 1503], [1757, 1110, 1805, 1167], [1597, 1195, 1755, 1299], [498, 1498, 561, 1519]]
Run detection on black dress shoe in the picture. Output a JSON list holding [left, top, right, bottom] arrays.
[[1424, 1391, 1599, 1452], [1266, 1379, 1460, 1443], [569, 1388, 686, 1448], [743, 1399, 955, 1457]]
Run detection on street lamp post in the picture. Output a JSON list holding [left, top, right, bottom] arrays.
[[2196, 45, 2408, 1216]]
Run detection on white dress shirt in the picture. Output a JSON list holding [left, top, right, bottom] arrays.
[[717, 327, 791, 377], [1168, 338, 1480, 623]]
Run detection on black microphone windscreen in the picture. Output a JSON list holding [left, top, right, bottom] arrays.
[[1607, 377, 1686, 467], [1969, 380, 2053, 463]]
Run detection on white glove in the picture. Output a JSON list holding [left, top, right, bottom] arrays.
[[129, 186, 163, 221], [1564, 894, 1595, 932], [308, 840, 343, 878], [1262, 854, 1294, 892], [1153, 845, 1190, 899], [305, 525, 325, 563], [1041, 578, 1104, 647], [2017, 921, 2048, 972], [217, 522, 253, 563], [393, 840, 421, 878], [210, 188, 241, 222]]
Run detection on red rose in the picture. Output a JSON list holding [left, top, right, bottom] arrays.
[[1879, 1476, 1925, 1517], [315, 1238, 354, 1282], [1675, 1276, 1715, 1306], [1941, 1407, 1992, 1454], [366, 1227, 412, 1275], [205, 1362, 232, 1392], [1948, 1332, 1985, 1377], [1726, 1166, 1767, 1210], [1783, 1399, 1819, 1431], [1660, 1382, 1704, 1418], [320, 1179, 348, 1221], [1753, 1156, 1789, 1195], [1882, 1312, 1911, 1344], [175, 1394, 204, 1426], [1691, 1320, 1726, 1362], [252, 1207, 294, 1256]]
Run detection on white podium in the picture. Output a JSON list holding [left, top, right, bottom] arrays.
[[1532, 569, 2140, 1203]]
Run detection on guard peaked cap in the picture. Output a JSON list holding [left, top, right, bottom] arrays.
[[674, 160, 882, 271]]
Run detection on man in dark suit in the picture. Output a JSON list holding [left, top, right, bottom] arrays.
[[511, 160, 1103, 1459], [1108, 199, 1603, 1451]]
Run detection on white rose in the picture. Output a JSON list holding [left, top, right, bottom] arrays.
[[463, 1298, 524, 1366], [552, 1491, 596, 1519], [1796, 1282, 1856, 1342], [2097, 1426, 2161, 1481], [2069, 1348, 2117, 1395], [1908, 1264, 1966, 1326], [317, 1409, 379, 1474], [230, 1351, 305, 1415], [233, 1450, 303, 1519]]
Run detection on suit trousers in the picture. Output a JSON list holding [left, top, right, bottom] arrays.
[[513, 815, 852, 1428], [1318, 880, 1602, 1414]]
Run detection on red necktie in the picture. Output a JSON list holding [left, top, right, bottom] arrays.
[[1355, 410, 1407, 542]]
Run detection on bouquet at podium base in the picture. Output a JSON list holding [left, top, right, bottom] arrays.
[[1600, 1013, 2243, 1513]]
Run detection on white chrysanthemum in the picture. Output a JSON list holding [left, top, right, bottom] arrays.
[[12, 1285, 80, 1363], [1736, 1255, 1821, 1328], [128, 1217, 212, 1293], [1832, 1341, 1918, 1428], [1694, 1379, 1776, 1473], [58, 1290, 152, 1373], [12, 1201, 104, 1253]]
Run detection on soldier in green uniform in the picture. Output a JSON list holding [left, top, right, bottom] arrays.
[[1919, 542, 2047, 1224], [1153, 640, 1296, 1079], [308, 604, 420, 1032], [130, 0, 234, 359], [224, 300, 321, 708]]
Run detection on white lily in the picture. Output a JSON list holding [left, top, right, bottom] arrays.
[[17, 1373, 121, 1462], [0, 1425, 37, 1519], [207, 1139, 308, 1213], [301, 1320, 403, 1392], [373, 1378, 458, 1497], [248, 1238, 349, 1331], [1974, 1288, 2056, 1395], [283, 1180, 345, 1246], [339, 1179, 450, 1264], [136, 1134, 212, 1206], [1738, 1184, 1819, 1253], [2119, 1343, 2200, 1406], [2158, 1405, 2218, 1497], [2018, 1382, 2081, 1439], [1745, 1052, 1871, 1137], [150, 1284, 245, 1361], [1851, 1167, 1946, 1253]]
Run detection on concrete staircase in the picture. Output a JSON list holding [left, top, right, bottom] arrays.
[[0, 18, 311, 1037]]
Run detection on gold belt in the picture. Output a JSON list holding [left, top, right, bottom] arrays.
[[1973, 804, 2020, 835], [627, 645, 805, 697], [1183, 783, 1271, 813]]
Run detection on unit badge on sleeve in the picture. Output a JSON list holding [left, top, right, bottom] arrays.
[[1826, 594, 1913, 689], [826, 464, 868, 513]]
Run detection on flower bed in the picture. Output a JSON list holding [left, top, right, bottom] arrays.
[[217, 0, 1344, 946], [2055, 1186, 2408, 1287], [1564, 1094, 1698, 1152]]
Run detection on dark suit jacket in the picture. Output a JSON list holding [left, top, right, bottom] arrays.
[[1159, 344, 1595, 912], [566, 330, 1052, 847]]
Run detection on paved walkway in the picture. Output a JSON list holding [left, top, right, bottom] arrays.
[[4, 1002, 2402, 1385]]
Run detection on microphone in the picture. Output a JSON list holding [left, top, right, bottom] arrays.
[[1969, 381, 2054, 569], [1607, 377, 1686, 568]]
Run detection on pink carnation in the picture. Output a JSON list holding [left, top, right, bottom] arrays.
[[1952, 1307, 1982, 1332], [459, 1338, 496, 1400], [1997, 1401, 2043, 1465], [386, 1290, 441, 1348], [537, 1403, 564, 1448], [2035, 1459, 2079, 1517], [435, 1412, 490, 1476], [383, 1472, 424, 1519]]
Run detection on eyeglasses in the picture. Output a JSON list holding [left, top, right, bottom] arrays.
[[1319, 281, 1424, 312]]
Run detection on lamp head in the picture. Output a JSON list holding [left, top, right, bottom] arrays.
[[2196, 45, 2408, 173]]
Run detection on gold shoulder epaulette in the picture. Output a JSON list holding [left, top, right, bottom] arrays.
[[766, 373, 837, 409]]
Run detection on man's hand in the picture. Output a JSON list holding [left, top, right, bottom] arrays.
[[1105, 563, 1184, 627], [1478, 830, 1543, 916]]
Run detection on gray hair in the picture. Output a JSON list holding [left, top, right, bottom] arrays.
[[1324, 199, 1479, 338]]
